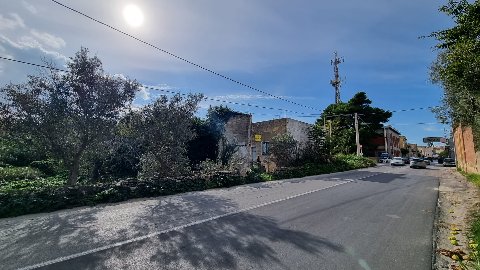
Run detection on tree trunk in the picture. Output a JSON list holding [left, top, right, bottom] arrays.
[[67, 154, 81, 185]]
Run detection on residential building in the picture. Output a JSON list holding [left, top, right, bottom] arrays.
[[417, 145, 446, 158], [222, 116, 311, 172], [370, 125, 402, 157], [251, 118, 311, 162], [407, 143, 419, 157]]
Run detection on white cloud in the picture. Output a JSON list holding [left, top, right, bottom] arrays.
[[22, 1, 38, 14], [0, 13, 25, 30], [423, 126, 440, 132], [134, 83, 177, 101], [0, 34, 68, 63], [138, 86, 150, 100], [30, 30, 66, 49]]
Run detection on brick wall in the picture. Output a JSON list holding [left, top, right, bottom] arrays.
[[454, 125, 479, 173]]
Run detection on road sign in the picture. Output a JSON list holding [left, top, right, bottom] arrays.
[[423, 137, 446, 143], [254, 134, 262, 142]]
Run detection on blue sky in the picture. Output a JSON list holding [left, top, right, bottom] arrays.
[[0, 0, 453, 145]]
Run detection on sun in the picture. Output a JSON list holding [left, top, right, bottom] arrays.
[[123, 4, 144, 27]]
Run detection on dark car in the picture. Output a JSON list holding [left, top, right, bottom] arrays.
[[443, 158, 456, 167], [402, 157, 410, 165]]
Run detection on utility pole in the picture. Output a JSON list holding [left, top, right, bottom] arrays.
[[355, 113, 360, 156], [328, 120, 332, 137], [384, 126, 388, 155], [330, 51, 344, 104]]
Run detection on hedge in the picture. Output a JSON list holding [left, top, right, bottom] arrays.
[[0, 155, 376, 218]]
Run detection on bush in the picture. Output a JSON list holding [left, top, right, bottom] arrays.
[[0, 136, 47, 167], [30, 159, 63, 176], [0, 175, 66, 193], [0, 166, 43, 183], [0, 154, 376, 218]]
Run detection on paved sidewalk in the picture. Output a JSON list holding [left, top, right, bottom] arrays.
[[432, 167, 480, 269]]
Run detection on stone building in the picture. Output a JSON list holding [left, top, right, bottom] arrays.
[[220, 114, 252, 174], [221, 116, 311, 172], [251, 118, 311, 162]]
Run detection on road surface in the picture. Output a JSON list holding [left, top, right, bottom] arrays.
[[0, 164, 439, 270]]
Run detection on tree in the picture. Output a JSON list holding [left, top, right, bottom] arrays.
[[269, 133, 298, 167], [314, 92, 392, 156], [0, 48, 140, 185], [132, 94, 203, 177], [430, 0, 480, 149], [187, 117, 219, 167], [187, 105, 244, 167]]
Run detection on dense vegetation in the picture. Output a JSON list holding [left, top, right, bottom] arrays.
[[430, 0, 480, 150], [311, 92, 392, 157], [0, 48, 376, 218]]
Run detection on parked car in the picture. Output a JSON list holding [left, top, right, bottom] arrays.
[[390, 157, 405, 166], [378, 153, 390, 163], [422, 158, 431, 165], [402, 157, 410, 165], [443, 158, 456, 167], [410, 158, 427, 169]]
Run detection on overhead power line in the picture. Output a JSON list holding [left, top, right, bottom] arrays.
[[0, 55, 309, 116], [49, 0, 319, 112], [0, 56, 65, 72]]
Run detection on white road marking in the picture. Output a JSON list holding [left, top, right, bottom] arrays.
[[16, 173, 383, 270]]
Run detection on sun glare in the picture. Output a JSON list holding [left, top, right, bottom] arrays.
[[123, 4, 144, 27]]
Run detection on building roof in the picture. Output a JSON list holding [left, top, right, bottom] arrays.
[[253, 117, 311, 126]]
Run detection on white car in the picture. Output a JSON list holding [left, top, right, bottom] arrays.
[[390, 157, 405, 166], [410, 158, 427, 169]]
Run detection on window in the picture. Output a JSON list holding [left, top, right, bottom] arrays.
[[262, 141, 270, 155]]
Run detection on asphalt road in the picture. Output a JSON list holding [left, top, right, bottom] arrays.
[[1, 164, 439, 270]]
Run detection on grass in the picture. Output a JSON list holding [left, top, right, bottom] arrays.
[[466, 173, 480, 187], [456, 169, 480, 269]]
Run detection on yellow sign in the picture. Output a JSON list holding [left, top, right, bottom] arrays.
[[254, 134, 262, 142]]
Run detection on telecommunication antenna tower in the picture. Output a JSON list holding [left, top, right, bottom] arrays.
[[330, 51, 344, 104]]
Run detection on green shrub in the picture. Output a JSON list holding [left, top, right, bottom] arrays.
[[30, 159, 63, 176], [0, 155, 376, 218], [0, 137, 47, 167], [0, 175, 66, 193], [0, 166, 43, 183]]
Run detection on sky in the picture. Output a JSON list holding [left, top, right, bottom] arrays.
[[0, 0, 454, 145]]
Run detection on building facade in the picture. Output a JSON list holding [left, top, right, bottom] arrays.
[[251, 118, 311, 162], [370, 125, 402, 157], [222, 116, 311, 172]]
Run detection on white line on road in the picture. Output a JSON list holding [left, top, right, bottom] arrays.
[[16, 173, 382, 270]]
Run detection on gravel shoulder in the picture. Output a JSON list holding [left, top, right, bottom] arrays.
[[433, 166, 480, 269]]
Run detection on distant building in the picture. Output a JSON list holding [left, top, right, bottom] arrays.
[[417, 145, 446, 157], [408, 143, 419, 157], [221, 114, 253, 174], [222, 116, 311, 172], [370, 125, 402, 157], [399, 136, 408, 149], [251, 118, 311, 162]]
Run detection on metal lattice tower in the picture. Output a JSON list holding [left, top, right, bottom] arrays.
[[330, 51, 344, 104]]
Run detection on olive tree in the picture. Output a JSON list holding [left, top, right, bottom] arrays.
[[0, 48, 140, 185], [131, 93, 203, 177]]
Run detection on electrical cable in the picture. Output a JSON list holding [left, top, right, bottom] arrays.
[[0, 55, 308, 116], [49, 0, 320, 112]]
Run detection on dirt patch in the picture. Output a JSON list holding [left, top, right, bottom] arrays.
[[432, 167, 480, 269]]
